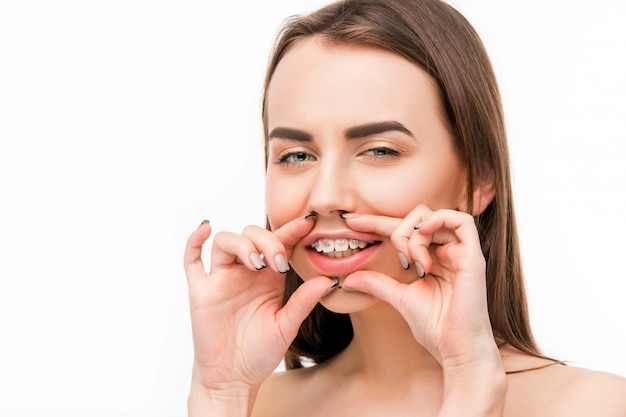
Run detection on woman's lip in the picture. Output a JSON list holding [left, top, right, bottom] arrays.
[[305, 242, 380, 275], [302, 230, 382, 247]]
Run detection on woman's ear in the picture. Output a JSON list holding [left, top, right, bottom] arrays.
[[457, 168, 496, 215], [471, 178, 495, 215]]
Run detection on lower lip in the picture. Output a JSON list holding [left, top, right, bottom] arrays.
[[306, 243, 380, 275]]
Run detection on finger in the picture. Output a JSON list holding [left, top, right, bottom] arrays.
[[341, 270, 407, 312], [342, 213, 416, 272], [339, 213, 402, 237], [412, 210, 475, 277], [242, 225, 293, 274], [183, 220, 212, 284], [271, 214, 317, 253], [416, 210, 486, 280], [389, 205, 434, 272], [210, 230, 269, 273], [415, 209, 481, 248], [407, 231, 434, 277], [277, 276, 337, 342]]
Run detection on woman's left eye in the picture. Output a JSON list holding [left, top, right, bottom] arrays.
[[363, 147, 401, 159]]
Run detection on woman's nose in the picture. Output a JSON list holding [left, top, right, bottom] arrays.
[[305, 159, 356, 217]]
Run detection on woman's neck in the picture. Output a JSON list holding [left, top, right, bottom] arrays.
[[333, 301, 441, 384]]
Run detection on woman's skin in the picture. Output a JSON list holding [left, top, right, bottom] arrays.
[[185, 37, 626, 417]]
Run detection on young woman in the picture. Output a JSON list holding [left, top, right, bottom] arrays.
[[184, 0, 626, 415]]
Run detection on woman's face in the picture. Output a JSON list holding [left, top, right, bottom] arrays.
[[265, 37, 468, 313]]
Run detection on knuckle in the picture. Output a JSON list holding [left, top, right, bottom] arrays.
[[390, 228, 407, 246], [265, 240, 286, 257], [241, 224, 262, 235], [212, 230, 233, 242], [457, 210, 474, 221], [212, 230, 226, 240]]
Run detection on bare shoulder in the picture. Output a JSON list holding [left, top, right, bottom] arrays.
[[548, 366, 626, 415], [507, 363, 626, 417]]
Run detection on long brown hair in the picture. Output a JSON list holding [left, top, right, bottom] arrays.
[[262, 0, 540, 369]]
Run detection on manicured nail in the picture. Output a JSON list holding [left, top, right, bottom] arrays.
[[414, 219, 429, 230], [274, 254, 290, 274], [415, 261, 425, 278], [249, 253, 266, 270], [339, 285, 358, 292], [398, 252, 410, 270], [304, 213, 317, 220], [340, 212, 360, 219], [198, 219, 210, 229], [324, 277, 340, 296], [330, 277, 339, 289]]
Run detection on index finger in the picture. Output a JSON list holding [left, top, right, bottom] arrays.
[[339, 213, 402, 237], [271, 214, 317, 253]]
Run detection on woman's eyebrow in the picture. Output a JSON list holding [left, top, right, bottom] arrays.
[[268, 127, 312, 141], [268, 121, 414, 142], [345, 121, 414, 139]]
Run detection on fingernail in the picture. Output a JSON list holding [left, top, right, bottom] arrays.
[[339, 285, 358, 292], [249, 253, 266, 270], [274, 254, 290, 274], [398, 252, 410, 270], [340, 213, 360, 219], [198, 219, 210, 229], [304, 213, 317, 220], [414, 219, 428, 230], [324, 277, 340, 296], [415, 261, 426, 278]]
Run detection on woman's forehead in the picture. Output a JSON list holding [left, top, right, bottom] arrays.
[[265, 37, 443, 132]]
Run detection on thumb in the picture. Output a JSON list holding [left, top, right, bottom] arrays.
[[277, 276, 337, 342], [342, 270, 407, 311]]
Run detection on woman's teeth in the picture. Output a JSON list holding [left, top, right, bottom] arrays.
[[311, 238, 372, 258]]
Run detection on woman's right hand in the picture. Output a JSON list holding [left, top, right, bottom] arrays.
[[183, 215, 335, 412]]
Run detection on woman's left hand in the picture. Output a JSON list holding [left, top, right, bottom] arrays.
[[340, 206, 502, 378]]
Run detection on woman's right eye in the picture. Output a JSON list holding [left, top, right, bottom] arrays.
[[277, 151, 315, 165]]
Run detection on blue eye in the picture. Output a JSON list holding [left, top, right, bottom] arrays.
[[364, 147, 400, 159], [277, 151, 315, 165]]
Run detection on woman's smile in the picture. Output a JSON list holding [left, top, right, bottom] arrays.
[[299, 229, 382, 275], [310, 238, 374, 257], [306, 241, 380, 276]]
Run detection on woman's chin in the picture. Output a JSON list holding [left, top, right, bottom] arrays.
[[318, 286, 381, 314]]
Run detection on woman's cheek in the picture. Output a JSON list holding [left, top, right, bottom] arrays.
[[356, 164, 464, 215], [355, 170, 425, 216], [265, 175, 308, 230]]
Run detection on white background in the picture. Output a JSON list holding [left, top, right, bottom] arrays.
[[1, 0, 624, 415]]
